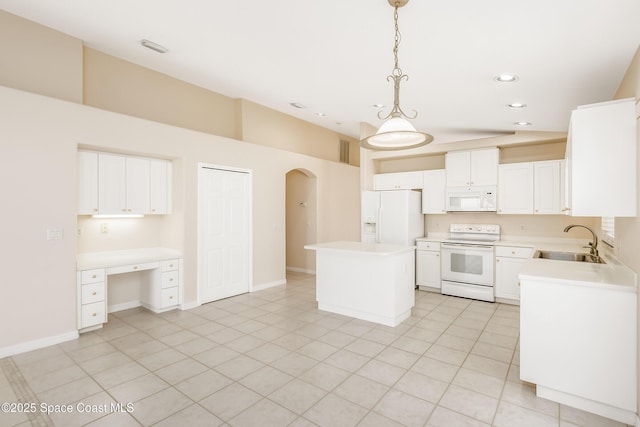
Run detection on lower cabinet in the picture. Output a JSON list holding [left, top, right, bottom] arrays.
[[416, 240, 441, 291], [141, 258, 181, 313], [77, 268, 106, 330], [494, 245, 533, 302]]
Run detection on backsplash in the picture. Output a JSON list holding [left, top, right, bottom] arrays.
[[424, 212, 600, 239]]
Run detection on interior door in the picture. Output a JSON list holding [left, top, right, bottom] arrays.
[[198, 165, 251, 303]]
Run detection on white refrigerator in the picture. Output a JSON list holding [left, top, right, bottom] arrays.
[[361, 190, 424, 245]]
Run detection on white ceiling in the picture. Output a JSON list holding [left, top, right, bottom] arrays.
[[2, 0, 639, 145]]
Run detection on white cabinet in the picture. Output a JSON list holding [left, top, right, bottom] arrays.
[[77, 268, 106, 330], [565, 98, 636, 216], [99, 153, 151, 215], [520, 275, 637, 424], [498, 163, 534, 214], [533, 160, 561, 215], [416, 240, 441, 291], [422, 170, 446, 214], [498, 160, 562, 215], [446, 148, 499, 187], [141, 258, 181, 312], [149, 159, 172, 214], [78, 151, 171, 215], [77, 151, 99, 214], [373, 171, 423, 190], [494, 245, 533, 302]]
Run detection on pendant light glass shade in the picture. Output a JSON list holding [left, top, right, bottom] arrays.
[[361, 117, 434, 150]]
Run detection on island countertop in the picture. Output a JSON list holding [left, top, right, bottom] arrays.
[[304, 241, 415, 256]]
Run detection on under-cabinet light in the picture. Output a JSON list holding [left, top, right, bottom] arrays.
[[92, 214, 145, 219]]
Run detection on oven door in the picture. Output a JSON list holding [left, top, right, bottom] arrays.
[[441, 243, 494, 286]]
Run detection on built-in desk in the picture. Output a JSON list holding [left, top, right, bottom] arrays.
[[76, 248, 182, 332]]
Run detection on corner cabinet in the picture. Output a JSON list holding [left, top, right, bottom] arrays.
[[78, 150, 172, 215], [565, 98, 636, 216], [446, 148, 499, 187], [498, 160, 562, 215]]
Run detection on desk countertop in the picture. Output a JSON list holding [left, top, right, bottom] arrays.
[[77, 247, 182, 270]]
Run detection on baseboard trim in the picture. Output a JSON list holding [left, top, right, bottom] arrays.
[[252, 279, 286, 292], [108, 301, 141, 313], [286, 266, 316, 274], [0, 330, 79, 359], [180, 300, 200, 311], [636, 414, 640, 427]]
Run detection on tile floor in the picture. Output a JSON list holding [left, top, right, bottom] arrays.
[[0, 272, 631, 427]]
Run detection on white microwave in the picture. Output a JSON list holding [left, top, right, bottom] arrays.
[[446, 186, 497, 212]]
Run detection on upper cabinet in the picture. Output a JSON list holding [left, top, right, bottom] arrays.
[[565, 98, 637, 217], [498, 160, 563, 215], [446, 148, 499, 187], [422, 169, 446, 214], [373, 171, 423, 190], [77, 151, 99, 215], [78, 150, 172, 215]]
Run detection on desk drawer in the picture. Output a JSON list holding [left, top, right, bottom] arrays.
[[162, 270, 179, 288], [161, 259, 180, 272], [107, 262, 159, 275], [161, 287, 178, 308], [81, 282, 105, 304], [81, 269, 105, 284], [81, 301, 105, 328]]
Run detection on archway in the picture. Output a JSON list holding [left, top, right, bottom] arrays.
[[285, 169, 317, 275]]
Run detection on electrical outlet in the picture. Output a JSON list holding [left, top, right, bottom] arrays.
[[100, 223, 109, 234]]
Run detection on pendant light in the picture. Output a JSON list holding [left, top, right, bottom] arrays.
[[361, 0, 434, 150]]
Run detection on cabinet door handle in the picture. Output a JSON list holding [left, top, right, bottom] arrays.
[[169, 296, 173, 300], [496, 259, 500, 262], [133, 266, 138, 270], [169, 278, 173, 282], [436, 254, 439, 257], [92, 313, 97, 317]]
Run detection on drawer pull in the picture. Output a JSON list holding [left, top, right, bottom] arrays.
[[92, 313, 97, 317], [92, 291, 97, 296], [511, 251, 516, 255], [169, 296, 174, 300], [169, 278, 174, 282], [133, 266, 138, 270], [92, 274, 97, 279], [169, 264, 174, 268]]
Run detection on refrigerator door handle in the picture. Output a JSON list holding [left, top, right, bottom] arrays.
[[377, 208, 382, 243]]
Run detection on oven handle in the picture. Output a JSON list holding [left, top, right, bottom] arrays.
[[441, 243, 495, 250]]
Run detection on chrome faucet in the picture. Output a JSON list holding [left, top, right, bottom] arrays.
[[564, 224, 599, 259]]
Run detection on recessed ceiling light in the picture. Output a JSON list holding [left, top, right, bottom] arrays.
[[290, 102, 306, 109], [140, 39, 168, 54], [514, 121, 532, 126], [495, 74, 518, 82], [508, 103, 527, 108]]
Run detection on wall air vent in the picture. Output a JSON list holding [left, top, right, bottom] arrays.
[[339, 140, 350, 164]]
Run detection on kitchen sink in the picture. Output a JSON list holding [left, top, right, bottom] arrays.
[[533, 250, 606, 264]]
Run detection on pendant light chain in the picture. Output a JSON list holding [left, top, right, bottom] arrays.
[[378, 1, 417, 121]]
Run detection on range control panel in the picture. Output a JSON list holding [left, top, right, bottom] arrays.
[[449, 224, 500, 234]]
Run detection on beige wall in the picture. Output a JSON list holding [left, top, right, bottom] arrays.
[[0, 10, 82, 103], [612, 43, 640, 417], [0, 85, 360, 353]]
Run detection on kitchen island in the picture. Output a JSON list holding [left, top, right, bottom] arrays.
[[519, 253, 637, 424], [304, 241, 415, 327]]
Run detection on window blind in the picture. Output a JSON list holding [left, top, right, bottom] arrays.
[[601, 216, 615, 246]]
